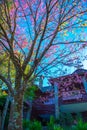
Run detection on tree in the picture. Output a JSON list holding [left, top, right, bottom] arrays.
[[0, 53, 15, 130], [0, 52, 31, 130], [0, 0, 87, 130]]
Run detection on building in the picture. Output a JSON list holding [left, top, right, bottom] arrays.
[[30, 69, 87, 120]]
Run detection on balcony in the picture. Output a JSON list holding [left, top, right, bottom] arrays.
[[59, 90, 87, 113], [60, 90, 87, 105]]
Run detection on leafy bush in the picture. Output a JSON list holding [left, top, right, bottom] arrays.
[[23, 119, 42, 130], [73, 119, 87, 130], [47, 116, 55, 130], [54, 125, 63, 130], [47, 116, 63, 130], [29, 120, 42, 130]]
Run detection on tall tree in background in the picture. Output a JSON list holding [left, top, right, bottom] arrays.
[[0, 0, 87, 130]]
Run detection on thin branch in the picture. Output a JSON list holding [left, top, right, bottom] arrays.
[[0, 74, 14, 95]]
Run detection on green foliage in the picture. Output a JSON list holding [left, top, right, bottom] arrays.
[[24, 65, 31, 75], [29, 120, 42, 130], [47, 116, 55, 130], [54, 125, 63, 130], [23, 119, 42, 130], [73, 119, 87, 130], [47, 116, 64, 130], [0, 53, 16, 85], [23, 114, 87, 130], [24, 85, 38, 100]]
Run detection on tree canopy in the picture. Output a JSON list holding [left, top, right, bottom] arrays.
[[0, 0, 87, 130]]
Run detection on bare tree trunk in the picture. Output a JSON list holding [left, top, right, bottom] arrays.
[[8, 93, 24, 130], [1, 95, 10, 130]]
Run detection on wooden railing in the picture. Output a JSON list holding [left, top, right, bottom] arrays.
[[60, 93, 87, 105]]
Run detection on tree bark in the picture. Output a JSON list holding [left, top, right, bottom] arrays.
[[1, 95, 10, 130], [8, 93, 24, 130]]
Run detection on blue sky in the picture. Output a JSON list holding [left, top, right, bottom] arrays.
[[17, 0, 87, 84]]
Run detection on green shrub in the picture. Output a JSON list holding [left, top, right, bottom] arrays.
[[73, 119, 87, 130], [54, 125, 63, 130], [29, 120, 42, 130], [47, 116, 55, 130], [47, 116, 63, 130], [23, 119, 42, 130]]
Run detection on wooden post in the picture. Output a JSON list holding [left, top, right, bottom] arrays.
[[54, 82, 59, 119], [82, 77, 87, 93]]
